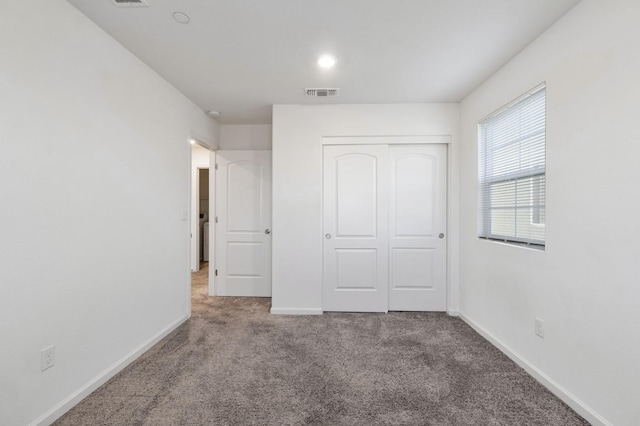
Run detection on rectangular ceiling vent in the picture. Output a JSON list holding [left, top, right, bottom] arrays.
[[305, 88, 340, 97], [110, 0, 149, 7]]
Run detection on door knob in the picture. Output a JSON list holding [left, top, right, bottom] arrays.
[[439, 233, 445, 239], [265, 229, 271, 235], [325, 233, 332, 239]]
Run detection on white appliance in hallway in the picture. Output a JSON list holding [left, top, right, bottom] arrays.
[[323, 144, 447, 312]]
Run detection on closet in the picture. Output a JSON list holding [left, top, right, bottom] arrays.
[[322, 143, 447, 312]]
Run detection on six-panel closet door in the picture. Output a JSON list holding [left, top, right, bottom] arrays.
[[323, 144, 447, 312]]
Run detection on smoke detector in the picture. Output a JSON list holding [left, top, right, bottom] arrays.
[[305, 88, 340, 97], [110, 0, 149, 7], [172, 12, 191, 24]]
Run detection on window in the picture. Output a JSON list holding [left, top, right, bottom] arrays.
[[478, 84, 546, 247]]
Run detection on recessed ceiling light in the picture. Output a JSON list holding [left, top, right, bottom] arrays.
[[317, 54, 336, 69], [206, 110, 221, 118], [190, 139, 196, 145], [172, 12, 190, 24]]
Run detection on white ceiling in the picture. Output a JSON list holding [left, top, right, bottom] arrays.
[[67, 0, 580, 124]]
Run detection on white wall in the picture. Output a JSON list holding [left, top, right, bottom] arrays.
[[190, 144, 211, 271], [271, 104, 460, 314], [220, 124, 272, 150], [0, 1, 218, 424], [458, 1, 640, 425]]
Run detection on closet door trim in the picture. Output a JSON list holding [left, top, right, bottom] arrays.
[[322, 135, 450, 146]]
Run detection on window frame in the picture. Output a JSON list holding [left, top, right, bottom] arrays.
[[478, 84, 546, 249]]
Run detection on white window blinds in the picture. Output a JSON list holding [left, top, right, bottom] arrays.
[[478, 84, 546, 247]]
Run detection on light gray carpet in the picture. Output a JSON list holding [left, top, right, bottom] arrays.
[[55, 264, 588, 425]]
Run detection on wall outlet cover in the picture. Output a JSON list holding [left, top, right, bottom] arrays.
[[535, 318, 544, 338], [41, 345, 55, 371]]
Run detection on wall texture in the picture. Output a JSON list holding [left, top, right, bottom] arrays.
[[271, 104, 460, 314], [459, 1, 640, 424], [220, 124, 272, 150], [0, 1, 218, 424]]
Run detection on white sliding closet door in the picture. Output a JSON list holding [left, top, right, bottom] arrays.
[[388, 145, 447, 311], [323, 144, 447, 312], [323, 145, 389, 312]]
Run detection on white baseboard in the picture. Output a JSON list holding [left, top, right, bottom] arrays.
[[458, 312, 612, 426], [447, 309, 460, 316], [270, 307, 323, 315], [30, 314, 190, 426]]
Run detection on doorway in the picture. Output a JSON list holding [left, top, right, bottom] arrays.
[[191, 143, 211, 272], [198, 168, 210, 265], [189, 141, 218, 315]]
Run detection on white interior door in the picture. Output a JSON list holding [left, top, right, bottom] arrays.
[[323, 144, 447, 312], [388, 145, 447, 311], [215, 150, 272, 297], [323, 145, 389, 312]]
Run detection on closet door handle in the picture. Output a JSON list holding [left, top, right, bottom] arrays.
[[439, 233, 445, 239], [265, 229, 271, 235], [325, 233, 332, 239]]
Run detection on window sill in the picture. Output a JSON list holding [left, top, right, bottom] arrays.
[[479, 237, 545, 251]]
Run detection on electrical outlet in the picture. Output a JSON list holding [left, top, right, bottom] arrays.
[[41, 345, 55, 371], [535, 318, 544, 338]]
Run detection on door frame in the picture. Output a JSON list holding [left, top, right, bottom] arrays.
[[187, 134, 216, 315], [208, 149, 216, 296], [321, 135, 452, 312]]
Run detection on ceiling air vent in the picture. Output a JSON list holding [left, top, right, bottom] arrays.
[[110, 0, 149, 7], [305, 88, 340, 97]]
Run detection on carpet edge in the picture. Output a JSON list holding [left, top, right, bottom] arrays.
[[29, 314, 190, 426], [458, 312, 611, 426]]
